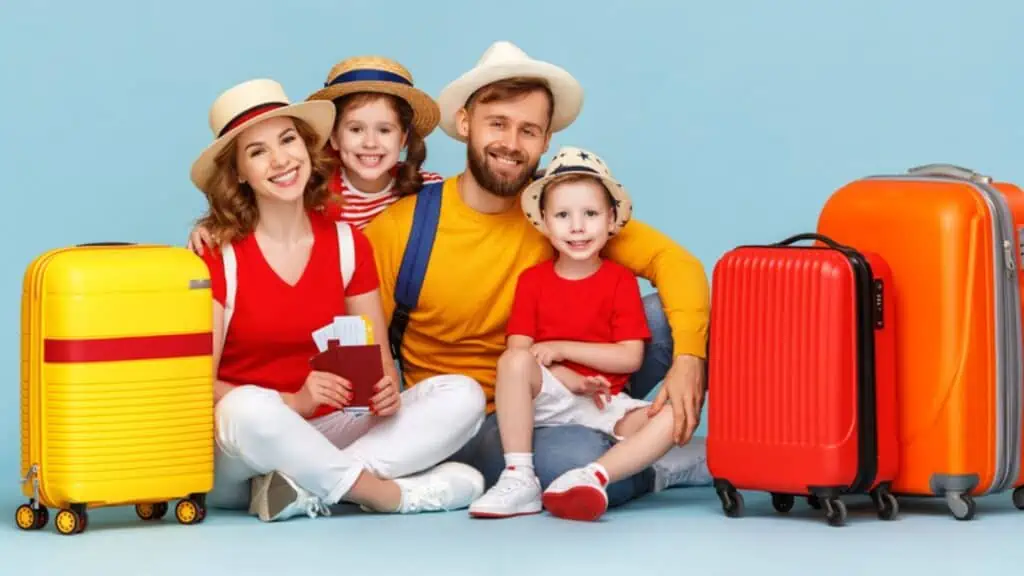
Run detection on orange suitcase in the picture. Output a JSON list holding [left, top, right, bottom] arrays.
[[817, 164, 1024, 520], [15, 242, 215, 535]]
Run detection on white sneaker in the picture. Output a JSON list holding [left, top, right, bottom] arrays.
[[468, 467, 542, 518], [542, 464, 609, 522], [652, 437, 711, 492], [393, 462, 485, 514], [249, 471, 330, 522]]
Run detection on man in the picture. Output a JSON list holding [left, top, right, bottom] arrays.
[[364, 41, 710, 511]]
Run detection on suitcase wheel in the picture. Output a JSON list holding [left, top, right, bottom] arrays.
[[1012, 486, 1024, 511], [770, 493, 794, 514], [135, 502, 169, 521], [820, 497, 847, 527], [713, 482, 744, 518], [869, 485, 899, 521], [14, 502, 48, 531], [174, 493, 207, 526], [54, 506, 88, 535], [945, 492, 976, 521]]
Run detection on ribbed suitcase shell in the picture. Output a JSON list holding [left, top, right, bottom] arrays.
[[707, 234, 900, 526], [15, 243, 215, 535], [817, 164, 1024, 521]]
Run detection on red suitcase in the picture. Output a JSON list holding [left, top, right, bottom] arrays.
[[706, 233, 900, 526]]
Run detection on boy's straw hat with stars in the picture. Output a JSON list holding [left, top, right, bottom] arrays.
[[521, 146, 633, 236]]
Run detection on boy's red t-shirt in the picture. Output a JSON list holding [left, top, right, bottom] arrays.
[[506, 259, 651, 395], [201, 211, 379, 419]]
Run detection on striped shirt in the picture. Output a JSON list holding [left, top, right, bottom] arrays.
[[321, 164, 445, 230]]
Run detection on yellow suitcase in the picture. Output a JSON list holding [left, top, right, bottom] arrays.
[[15, 242, 215, 535]]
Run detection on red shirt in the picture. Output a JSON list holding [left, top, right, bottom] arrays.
[[201, 211, 379, 419], [506, 259, 651, 395], [319, 164, 444, 229]]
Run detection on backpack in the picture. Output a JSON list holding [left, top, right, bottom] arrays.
[[220, 221, 357, 334], [387, 181, 444, 374]]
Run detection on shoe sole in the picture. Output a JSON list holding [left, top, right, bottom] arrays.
[[262, 472, 299, 521], [542, 486, 607, 522], [469, 503, 543, 519]]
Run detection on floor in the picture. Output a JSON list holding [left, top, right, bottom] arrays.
[[3, 485, 1017, 575]]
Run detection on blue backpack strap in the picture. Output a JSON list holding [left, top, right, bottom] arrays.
[[388, 181, 443, 374]]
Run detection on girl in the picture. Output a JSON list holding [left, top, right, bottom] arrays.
[[188, 56, 443, 252], [190, 77, 485, 522]]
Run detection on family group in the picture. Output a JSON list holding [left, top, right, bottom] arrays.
[[185, 40, 712, 524]]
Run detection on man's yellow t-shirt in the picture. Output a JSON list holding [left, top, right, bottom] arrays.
[[363, 175, 709, 411]]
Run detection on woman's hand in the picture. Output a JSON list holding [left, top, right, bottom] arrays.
[[369, 372, 401, 417], [287, 371, 352, 417]]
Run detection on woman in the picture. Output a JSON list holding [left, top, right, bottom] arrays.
[[189, 78, 486, 522]]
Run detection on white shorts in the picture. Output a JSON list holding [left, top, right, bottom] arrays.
[[534, 364, 651, 440]]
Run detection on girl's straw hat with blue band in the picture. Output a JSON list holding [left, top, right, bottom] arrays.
[[306, 56, 440, 138]]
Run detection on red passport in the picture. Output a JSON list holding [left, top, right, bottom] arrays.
[[309, 342, 384, 412]]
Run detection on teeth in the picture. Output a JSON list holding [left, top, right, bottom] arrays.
[[270, 168, 297, 183], [359, 155, 383, 164], [490, 153, 519, 166]]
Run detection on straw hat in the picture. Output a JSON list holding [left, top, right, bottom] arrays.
[[521, 146, 633, 236], [190, 78, 335, 192], [437, 41, 584, 142], [306, 55, 440, 137]]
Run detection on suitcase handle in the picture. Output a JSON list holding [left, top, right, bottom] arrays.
[[76, 242, 135, 247], [774, 233, 847, 250], [907, 163, 992, 183]]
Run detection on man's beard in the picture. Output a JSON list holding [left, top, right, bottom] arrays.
[[467, 142, 538, 198]]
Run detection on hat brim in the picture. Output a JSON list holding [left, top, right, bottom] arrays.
[[190, 100, 336, 193], [306, 81, 440, 138], [437, 60, 584, 142], [520, 168, 633, 237]]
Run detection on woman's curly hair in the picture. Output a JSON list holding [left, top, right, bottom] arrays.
[[194, 117, 339, 245]]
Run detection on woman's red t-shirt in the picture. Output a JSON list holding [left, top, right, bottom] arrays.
[[200, 211, 379, 419]]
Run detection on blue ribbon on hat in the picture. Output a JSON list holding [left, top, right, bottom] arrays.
[[325, 69, 413, 88]]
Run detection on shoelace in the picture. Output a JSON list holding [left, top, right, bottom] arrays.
[[301, 496, 332, 519], [405, 481, 451, 513]]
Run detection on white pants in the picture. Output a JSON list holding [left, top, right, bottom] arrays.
[[535, 364, 650, 440], [208, 374, 486, 509]]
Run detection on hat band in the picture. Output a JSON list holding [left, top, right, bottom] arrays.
[[549, 165, 600, 177], [218, 102, 288, 137], [325, 68, 413, 88]]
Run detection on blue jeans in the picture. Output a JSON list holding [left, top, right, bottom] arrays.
[[447, 292, 674, 508]]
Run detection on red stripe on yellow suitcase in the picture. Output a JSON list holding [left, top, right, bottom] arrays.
[[707, 233, 900, 526]]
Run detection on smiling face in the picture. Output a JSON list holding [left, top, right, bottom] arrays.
[[330, 94, 409, 192], [234, 115, 312, 204], [541, 175, 616, 262], [457, 79, 553, 197]]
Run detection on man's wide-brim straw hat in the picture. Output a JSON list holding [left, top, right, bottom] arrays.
[[306, 55, 440, 138], [437, 40, 584, 142], [190, 78, 335, 192]]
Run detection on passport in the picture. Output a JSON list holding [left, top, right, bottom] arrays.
[[308, 342, 383, 413]]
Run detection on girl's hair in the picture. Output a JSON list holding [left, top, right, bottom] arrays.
[[332, 92, 427, 197], [194, 116, 338, 245]]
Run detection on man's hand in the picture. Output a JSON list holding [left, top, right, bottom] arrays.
[[648, 354, 705, 445]]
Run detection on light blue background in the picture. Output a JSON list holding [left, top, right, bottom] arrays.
[[2, 0, 1022, 524]]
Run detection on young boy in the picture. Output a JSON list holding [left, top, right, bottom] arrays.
[[467, 146, 688, 522]]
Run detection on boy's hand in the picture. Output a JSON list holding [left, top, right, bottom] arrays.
[[530, 342, 564, 366], [564, 374, 611, 409]]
